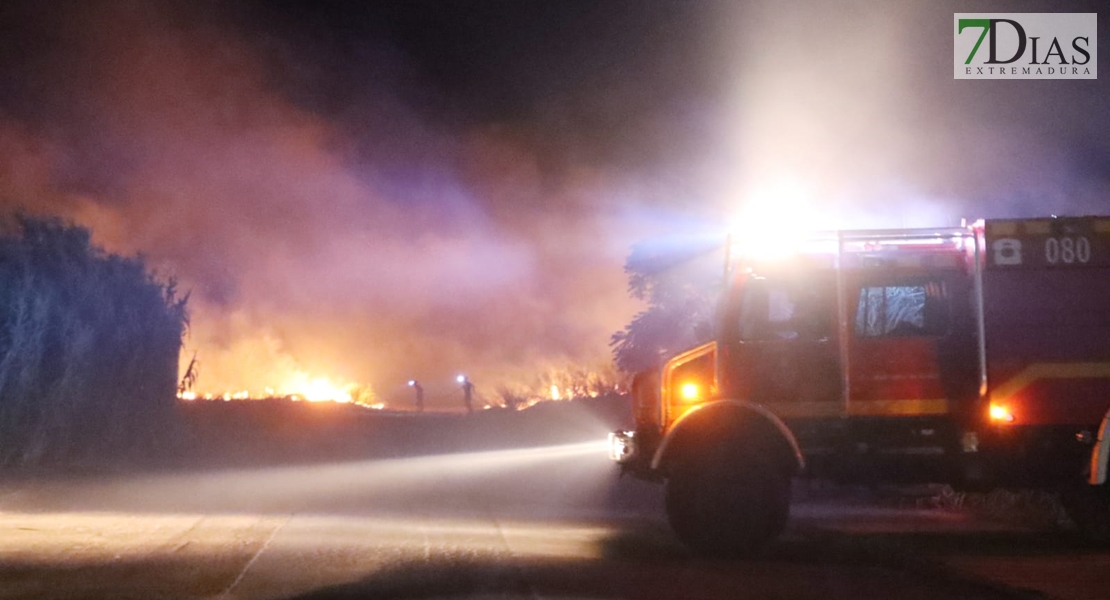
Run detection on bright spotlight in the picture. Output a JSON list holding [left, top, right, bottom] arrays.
[[731, 172, 828, 260], [407, 380, 416, 387], [456, 374, 467, 384]]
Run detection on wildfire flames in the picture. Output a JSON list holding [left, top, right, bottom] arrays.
[[178, 363, 624, 412], [178, 370, 381, 408]]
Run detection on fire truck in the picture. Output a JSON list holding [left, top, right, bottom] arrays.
[[609, 217, 1110, 555]]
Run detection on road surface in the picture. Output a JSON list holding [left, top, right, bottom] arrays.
[[0, 438, 1106, 599]]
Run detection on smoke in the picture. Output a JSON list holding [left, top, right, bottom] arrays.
[[0, 1, 1106, 403], [0, 1, 668, 401], [714, 0, 1110, 227]]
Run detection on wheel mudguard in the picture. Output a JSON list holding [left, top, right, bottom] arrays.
[[651, 399, 805, 474]]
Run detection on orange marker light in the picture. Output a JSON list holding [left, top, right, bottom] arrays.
[[989, 403, 1015, 423], [680, 382, 700, 401]]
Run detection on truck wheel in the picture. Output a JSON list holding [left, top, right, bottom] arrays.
[[1061, 484, 1110, 542], [664, 449, 791, 557]]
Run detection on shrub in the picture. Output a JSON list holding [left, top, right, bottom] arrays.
[[0, 215, 188, 467]]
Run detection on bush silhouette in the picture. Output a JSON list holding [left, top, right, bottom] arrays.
[[0, 216, 188, 467]]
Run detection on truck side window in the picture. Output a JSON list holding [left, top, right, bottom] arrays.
[[855, 283, 948, 337], [740, 281, 791, 340], [740, 280, 830, 341]]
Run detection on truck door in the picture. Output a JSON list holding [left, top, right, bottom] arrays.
[[732, 274, 842, 417], [846, 277, 961, 417]]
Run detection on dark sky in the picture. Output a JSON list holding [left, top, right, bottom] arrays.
[[0, 1, 1106, 403]]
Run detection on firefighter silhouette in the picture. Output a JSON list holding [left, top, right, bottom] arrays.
[[407, 380, 424, 413], [457, 375, 475, 414]]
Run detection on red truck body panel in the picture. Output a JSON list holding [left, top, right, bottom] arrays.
[[982, 218, 1110, 428]]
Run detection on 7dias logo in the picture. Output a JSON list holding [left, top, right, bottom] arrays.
[[955, 13, 1096, 79]]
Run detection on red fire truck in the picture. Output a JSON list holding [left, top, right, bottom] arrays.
[[609, 217, 1110, 555]]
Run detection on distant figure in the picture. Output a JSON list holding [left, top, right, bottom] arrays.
[[408, 380, 424, 413], [457, 375, 474, 414]]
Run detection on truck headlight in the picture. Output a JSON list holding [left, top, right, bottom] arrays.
[[608, 430, 638, 463]]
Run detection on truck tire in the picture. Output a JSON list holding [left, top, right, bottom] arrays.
[[1061, 484, 1110, 543], [664, 446, 791, 557]]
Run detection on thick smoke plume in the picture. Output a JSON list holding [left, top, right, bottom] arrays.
[[0, 2, 660, 404], [0, 1, 1105, 405]]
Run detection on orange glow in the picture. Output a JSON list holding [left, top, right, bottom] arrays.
[[280, 372, 353, 403], [179, 362, 621, 409], [989, 403, 1015, 423], [679, 382, 700, 401], [180, 369, 376, 406]]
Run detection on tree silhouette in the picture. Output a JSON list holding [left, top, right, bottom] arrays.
[[610, 235, 724, 374], [0, 215, 188, 466]]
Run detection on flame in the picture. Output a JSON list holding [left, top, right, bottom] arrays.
[[176, 361, 622, 409], [178, 369, 375, 406], [291, 375, 352, 403]]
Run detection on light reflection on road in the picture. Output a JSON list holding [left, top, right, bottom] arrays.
[[0, 443, 1107, 600], [0, 440, 651, 599], [0, 440, 619, 516]]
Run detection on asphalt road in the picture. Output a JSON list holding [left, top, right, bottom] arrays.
[[0, 438, 1107, 600]]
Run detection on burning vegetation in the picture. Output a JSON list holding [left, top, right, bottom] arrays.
[[178, 362, 625, 413], [177, 365, 381, 407]]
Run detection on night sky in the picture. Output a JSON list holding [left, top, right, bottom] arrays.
[[0, 1, 1106, 404]]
